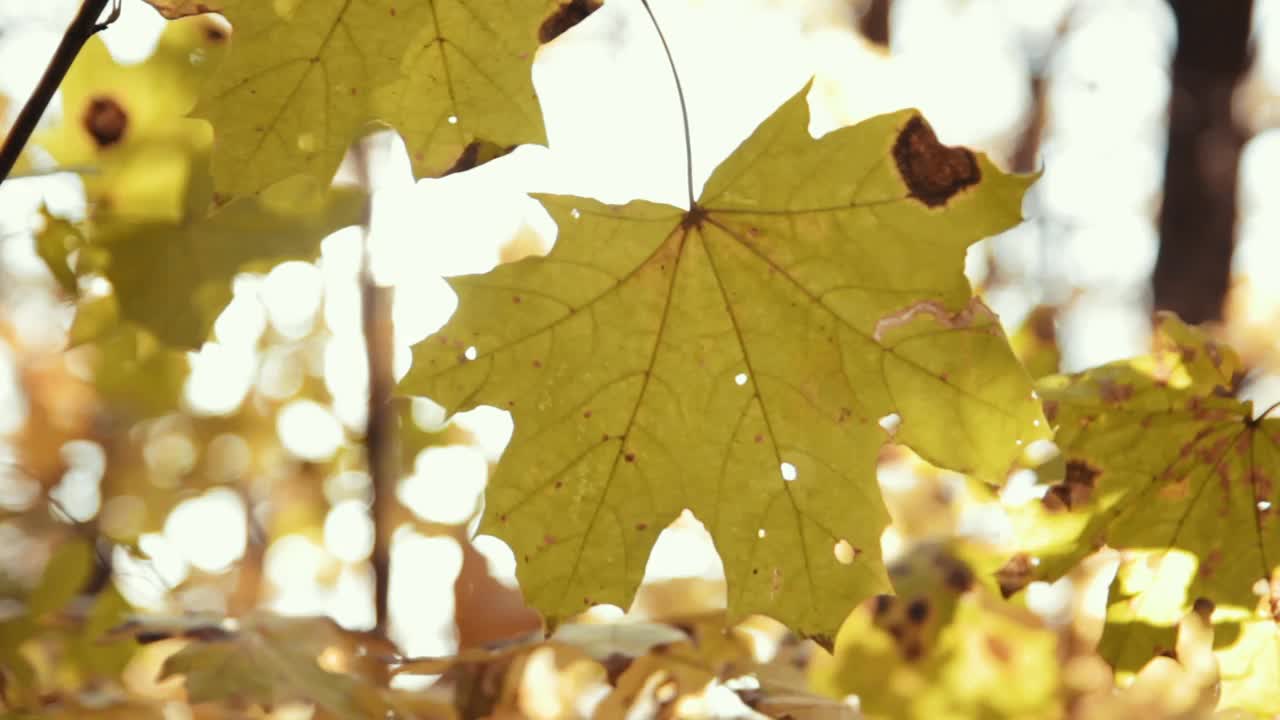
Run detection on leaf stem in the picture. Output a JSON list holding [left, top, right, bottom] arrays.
[[1257, 400, 1280, 423], [639, 0, 695, 208], [0, 0, 121, 185]]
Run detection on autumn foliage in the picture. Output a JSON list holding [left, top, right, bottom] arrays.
[[1, 1, 1278, 719]]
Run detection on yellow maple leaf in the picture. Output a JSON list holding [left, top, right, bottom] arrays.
[[141, 0, 601, 194], [1018, 312, 1280, 714], [402, 84, 1046, 638]]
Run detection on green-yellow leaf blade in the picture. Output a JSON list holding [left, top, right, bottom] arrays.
[[183, 0, 591, 194], [99, 176, 363, 347], [1025, 312, 1280, 714], [403, 86, 1045, 638]]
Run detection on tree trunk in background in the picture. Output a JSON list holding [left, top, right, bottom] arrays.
[[858, 0, 891, 48], [1154, 0, 1253, 325]]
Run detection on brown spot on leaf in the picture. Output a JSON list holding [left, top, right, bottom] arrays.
[[984, 635, 1012, 664], [906, 598, 930, 623], [539, 0, 602, 43], [944, 564, 974, 592], [442, 140, 513, 176], [1199, 549, 1222, 578], [635, 522, 647, 531], [83, 96, 128, 148], [995, 553, 1034, 598], [1043, 459, 1100, 511], [1192, 596, 1214, 621], [1042, 400, 1059, 423], [892, 115, 980, 207], [624, 452, 636, 463], [902, 639, 924, 661], [873, 594, 895, 616], [873, 297, 995, 343], [197, 17, 229, 43], [1099, 379, 1134, 403]]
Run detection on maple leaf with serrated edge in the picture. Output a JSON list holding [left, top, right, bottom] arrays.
[[401, 84, 1046, 639], [1019, 312, 1280, 714], [141, 0, 601, 195]]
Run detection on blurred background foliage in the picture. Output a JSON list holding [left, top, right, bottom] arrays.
[[2, 0, 1280, 717]]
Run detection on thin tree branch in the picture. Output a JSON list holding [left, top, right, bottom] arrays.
[[352, 140, 398, 634], [0, 0, 121, 185]]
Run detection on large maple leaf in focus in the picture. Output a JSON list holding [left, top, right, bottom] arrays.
[[402, 84, 1046, 638]]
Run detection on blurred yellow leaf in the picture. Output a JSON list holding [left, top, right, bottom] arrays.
[[1018, 313, 1279, 713], [114, 613, 394, 719], [141, 0, 601, 194], [811, 543, 1063, 720]]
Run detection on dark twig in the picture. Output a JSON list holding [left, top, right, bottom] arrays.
[[639, 0, 695, 208], [352, 140, 398, 634], [0, 0, 121, 185]]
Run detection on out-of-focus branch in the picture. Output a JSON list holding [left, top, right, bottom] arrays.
[[857, 0, 891, 48], [0, 0, 120, 184], [352, 141, 398, 634], [1154, 0, 1253, 324]]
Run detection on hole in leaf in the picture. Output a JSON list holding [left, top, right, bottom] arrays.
[[464, 346, 478, 361], [1259, 500, 1272, 511], [780, 462, 797, 481], [878, 413, 901, 434], [570, 208, 581, 220], [757, 528, 766, 539], [734, 372, 748, 386], [833, 539, 855, 564]]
